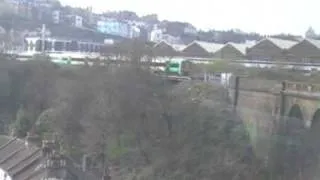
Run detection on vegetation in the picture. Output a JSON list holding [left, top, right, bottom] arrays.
[[0, 49, 318, 180]]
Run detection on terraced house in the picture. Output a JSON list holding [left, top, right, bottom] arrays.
[[0, 134, 99, 180]]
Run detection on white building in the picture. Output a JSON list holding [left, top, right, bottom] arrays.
[[129, 25, 140, 38], [184, 24, 197, 35], [52, 10, 60, 24], [150, 25, 164, 42], [74, 15, 83, 28], [161, 34, 181, 44]]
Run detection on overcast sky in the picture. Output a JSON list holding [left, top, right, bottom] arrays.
[[60, 0, 317, 35]]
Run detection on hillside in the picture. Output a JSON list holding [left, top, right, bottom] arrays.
[[0, 0, 305, 47]]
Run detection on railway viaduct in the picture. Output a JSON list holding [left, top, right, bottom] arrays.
[[225, 77, 320, 158], [229, 77, 320, 129]]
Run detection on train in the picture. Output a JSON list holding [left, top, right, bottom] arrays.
[[165, 58, 194, 76]]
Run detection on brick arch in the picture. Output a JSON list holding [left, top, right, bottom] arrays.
[[288, 104, 304, 121], [305, 109, 320, 152], [311, 109, 320, 129], [286, 104, 305, 132]]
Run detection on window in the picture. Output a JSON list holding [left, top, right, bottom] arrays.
[[44, 40, 52, 51], [35, 40, 42, 52], [70, 41, 79, 52], [169, 63, 179, 68], [80, 43, 85, 52], [54, 41, 64, 51], [65, 42, 71, 51]]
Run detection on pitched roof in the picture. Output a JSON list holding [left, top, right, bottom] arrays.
[[305, 38, 320, 49], [153, 40, 172, 48], [187, 41, 224, 53], [171, 44, 186, 51], [261, 37, 298, 49], [0, 136, 44, 180], [0, 135, 99, 180], [154, 40, 186, 51], [227, 42, 254, 54]]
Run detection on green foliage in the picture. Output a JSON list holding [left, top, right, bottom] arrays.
[[13, 107, 32, 137], [1, 57, 320, 179], [206, 59, 231, 72]]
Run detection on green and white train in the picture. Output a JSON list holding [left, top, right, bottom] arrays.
[[165, 58, 194, 76]]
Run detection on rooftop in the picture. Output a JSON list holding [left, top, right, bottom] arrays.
[[264, 37, 298, 49], [227, 42, 254, 54], [304, 38, 320, 49], [190, 41, 224, 53], [0, 135, 99, 180]]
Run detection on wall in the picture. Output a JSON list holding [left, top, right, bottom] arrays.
[[229, 78, 320, 159], [229, 86, 278, 159]]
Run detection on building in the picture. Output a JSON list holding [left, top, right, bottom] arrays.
[[161, 34, 181, 44], [246, 37, 298, 61], [213, 42, 253, 60], [7, 0, 33, 18], [97, 19, 130, 38], [149, 25, 164, 42], [0, 134, 99, 180], [72, 15, 83, 28], [183, 24, 197, 35], [52, 10, 60, 24], [129, 25, 140, 39], [182, 40, 224, 57], [153, 41, 178, 57], [287, 38, 320, 63]]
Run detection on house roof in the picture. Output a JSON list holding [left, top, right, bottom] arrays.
[[153, 40, 172, 48], [0, 135, 99, 180], [171, 44, 186, 51], [257, 37, 298, 49], [227, 42, 254, 54], [153, 40, 186, 52], [187, 41, 224, 53], [304, 38, 320, 49], [0, 136, 44, 180]]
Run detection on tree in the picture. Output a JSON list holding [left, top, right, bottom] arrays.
[[13, 106, 32, 137]]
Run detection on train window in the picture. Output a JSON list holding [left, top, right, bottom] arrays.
[[90, 44, 94, 52], [65, 42, 71, 51], [84, 44, 89, 52], [94, 45, 99, 52], [54, 41, 64, 51], [35, 40, 41, 52], [169, 63, 179, 68], [80, 43, 85, 52], [44, 40, 52, 51], [70, 41, 79, 52]]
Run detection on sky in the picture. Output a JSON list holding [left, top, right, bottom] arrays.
[[60, 0, 318, 35]]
